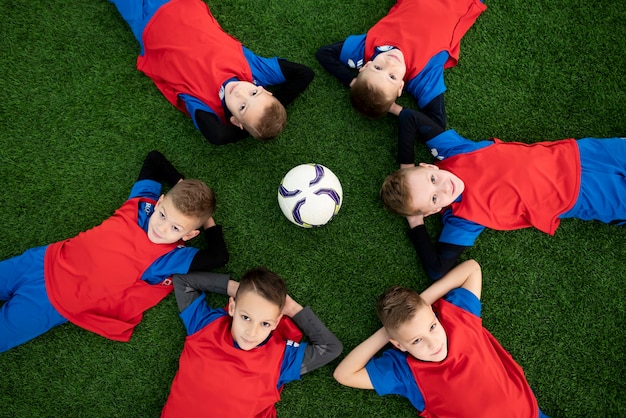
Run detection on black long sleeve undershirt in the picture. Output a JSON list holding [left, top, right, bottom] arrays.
[[407, 225, 467, 281], [396, 110, 466, 279], [194, 59, 314, 145], [397, 107, 446, 165], [137, 150, 184, 186], [137, 151, 229, 272], [315, 41, 355, 88]]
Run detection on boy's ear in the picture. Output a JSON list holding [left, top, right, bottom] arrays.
[[389, 338, 407, 352], [396, 81, 405, 97], [180, 229, 200, 242], [418, 162, 439, 170], [270, 314, 283, 331], [155, 194, 165, 207], [229, 116, 244, 130], [227, 296, 236, 317]]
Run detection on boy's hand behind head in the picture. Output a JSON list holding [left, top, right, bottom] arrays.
[[281, 295, 303, 318]]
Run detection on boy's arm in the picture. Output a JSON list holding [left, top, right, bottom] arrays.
[[282, 296, 343, 375], [137, 150, 184, 186], [397, 108, 445, 166], [195, 110, 250, 145], [315, 42, 357, 88], [172, 272, 239, 313], [333, 327, 389, 389], [407, 222, 467, 281], [419, 259, 482, 305], [272, 60, 315, 107], [188, 217, 230, 271]]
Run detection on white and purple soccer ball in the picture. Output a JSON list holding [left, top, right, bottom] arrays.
[[277, 164, 343, 228]]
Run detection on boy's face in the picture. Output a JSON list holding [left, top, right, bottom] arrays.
[[224, 81, 275, 134], [147, 195, 200, 244], [358, 49, 406, 101], [389, 305, 448, 362], [228, 290, 283, 351], [405, 164, 465, 216]]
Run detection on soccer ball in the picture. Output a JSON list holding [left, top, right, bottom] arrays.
[[277, 164, 343, 228]]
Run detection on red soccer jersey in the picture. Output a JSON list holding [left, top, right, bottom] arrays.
[[365, 0, 486, 80], [162, 314, 303, 418], [437, 138, 581, 235], [408, 300, 538, 418], [137, 0, 252, 123], [44, 197, 177, 341]]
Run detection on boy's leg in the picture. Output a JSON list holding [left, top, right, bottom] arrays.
[[108, 0, 171, 45], [561, 137, 626, 224], [0, 246, 67, 353]]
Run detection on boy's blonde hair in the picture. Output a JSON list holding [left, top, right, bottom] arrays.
[[166, 179, 215, 226], [380, 169, 418, 217], [376, 286, 428, 334], [252, 99, 287, 141], [235, 267, 287, 311], [350, 76, 394, 119]]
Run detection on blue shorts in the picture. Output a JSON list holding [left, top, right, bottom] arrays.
[[109, 0, 170, 52], [0, 246, 67, 352], [560, 137, 626, 224]]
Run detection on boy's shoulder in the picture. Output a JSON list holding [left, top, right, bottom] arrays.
[[340, 35, 367, 68]]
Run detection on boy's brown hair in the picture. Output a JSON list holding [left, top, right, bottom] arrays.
[[253, 100, 287, 141], [376, 286, 428, 334], [350, 76, 394, 119], [380, 169, 415, 216], [166, 179, 216, 225], [236, 267, 287, 311]]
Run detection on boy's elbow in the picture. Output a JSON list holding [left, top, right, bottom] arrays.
[[220, 251, 230, 267], [329, 339, 344, 363], [314, 47, 326, 63], [467, 259, 480, 271], [204, 130, 233, 146], [302, 66, 315, 88], [332, 367, 347, 385]]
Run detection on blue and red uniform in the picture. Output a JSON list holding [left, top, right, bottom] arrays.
[[316, 0, 486, 126], [426, 130, 626, 247], [0, 172, 223, 352], [162, 295, 307, 418], [365, 288, 548, 417], [397, 108, 626, 279], [109, 0, 313, 145], [0, 145, 228, 352]]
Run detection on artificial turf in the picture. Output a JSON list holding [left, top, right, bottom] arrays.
[[1, 0, 624, 416]]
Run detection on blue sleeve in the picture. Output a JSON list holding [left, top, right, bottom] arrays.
[[140, 246, 199, 284], [180, 294, 228, 335], [128, 179, 162, 200], [180, 94, 218, 130], [339, 34, 367, 69], [443, 288, 482, 317], [365, 349, 425, 411], [277, 340, 308, 387], [242, 47, 286, 86], [426, 130, 493, 161], [405, 51, 448, 109], [439, 210, 485, 246]]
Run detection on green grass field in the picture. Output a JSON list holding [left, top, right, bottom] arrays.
[[1, 0, 625, 416]]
